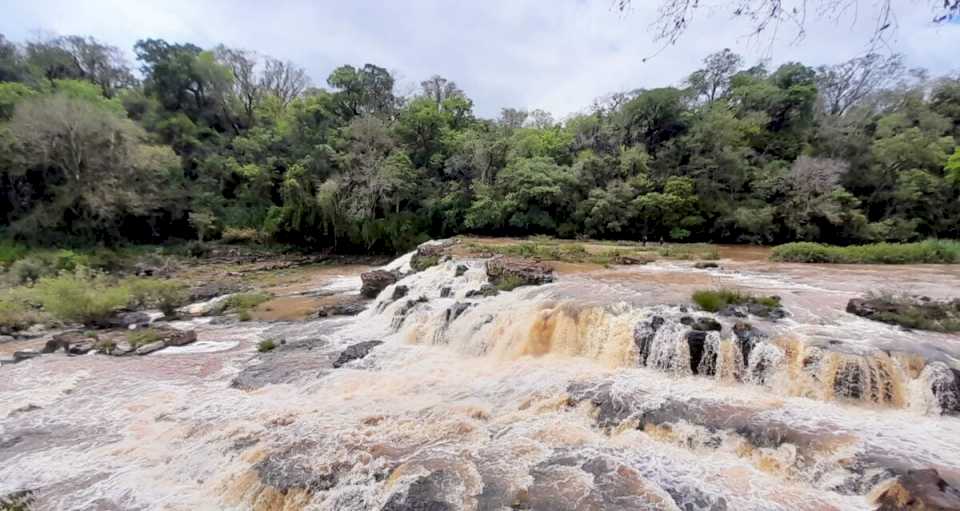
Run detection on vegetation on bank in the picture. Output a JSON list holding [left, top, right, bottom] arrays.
[[257, 339, 278, 353], [771, 240, 960, 264], [692, 288, 781, 313], [1, 34, 959, 254], [848, 292, 960, 332]]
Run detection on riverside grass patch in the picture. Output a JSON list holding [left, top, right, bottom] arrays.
[[692, 288, 780, 313], [771, 240, 960, 264]]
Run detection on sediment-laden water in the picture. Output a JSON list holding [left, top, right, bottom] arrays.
[[2, 245, 960, 510]]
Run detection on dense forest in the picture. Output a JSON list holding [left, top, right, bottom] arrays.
[[1, 33, 958, 253]]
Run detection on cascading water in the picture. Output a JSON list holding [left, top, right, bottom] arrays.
[[2, 243, 960, 510]]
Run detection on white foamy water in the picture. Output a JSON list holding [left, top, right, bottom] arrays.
[[2, 245, 959, 510]]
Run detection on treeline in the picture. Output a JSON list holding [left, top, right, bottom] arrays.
[[1, 34, 959, 252]]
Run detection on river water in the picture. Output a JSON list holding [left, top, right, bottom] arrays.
[[2, 245, 959, 510]]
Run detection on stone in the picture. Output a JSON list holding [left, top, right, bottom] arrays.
[[254, 441, 344, 493], [382, 473, 454, 511], [681, 316, 721, 331], [746, 303, 787, 320], [465, 284, 499, 298], [43, 331, 96, 355], [12, 350, 41, 363], [360, 270, 398, 298], [135, 341, 166, 355], [685, 331, 714, 375], [633, 316, 665, 366], [410, 242, 450, 272], [440, 287, 452, 298], [613, 255, 652, 265], [316, 296, 368, 318], [332, 340, 384, 368], [717, 305, 747, 318], [732, 321, 766, 363], [189, 282, 246, 302], [445, 302, 473, 323], [455, 264, 468, 277], [694, 262, 720, 269], [485, 256, 555, 289], [392, 285, 409, 300], [97, 311, 152, 329], [161, 329, 197, 347]]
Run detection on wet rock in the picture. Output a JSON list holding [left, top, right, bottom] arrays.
[[392, 285, 410, 300], [485, 256, 555, 289], [43, 331, 96, 355], [161, 329, 197, 347], [12, 350, 42, 363], [718, 305, 747, 318], [8, 404, 41, 417], [465, 284, 499, 298], [440, 287, 452, 298], [685, 331, 715, 375], [254, 441, 344, 493], [332, 340, 384, 368], [732, 321, 766, 363], [873, 469, 960, 511], [613, 255, 651, 265], [231, 338, 332, 390], [361, 270, 399, 298], [392, 297, 429, 329], [681, 316, 722, 331], [382, 472, 454, 511], [694, 261, 720, 269], [0, 334, 15, 344], [847, 295, 960, 332], [445, 302, 473, 323], [747, 302, 787, 320], [633, 316, 665, 366], [135, 341, 166, 355], [317, 296, 368, 318], [455, 264, 468, 277], [0, 490, 35, 511], [566, 382, 644, 430], [97, 311, 152, 329]]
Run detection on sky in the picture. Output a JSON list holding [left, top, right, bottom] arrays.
[[1, 0, 958, 119]]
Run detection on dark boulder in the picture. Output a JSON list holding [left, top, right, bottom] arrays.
[[254, 441, 344, 493], [43, 331, 96, 355], [718, 305, 747, 318], [410, 242, 452, 272], [382, 472, 455, 511], [392, 285, 410, 300], [361, 270, 399, 298], [455, 264, 468, 277], [445, 302, 474, 323], [12, 350, 41, 363], [189, 281, 246, 302], [332, 340, 384, 368], [747, 302, 787, 320], [485, 256, 555, 289], [732, 321, 765, 363], [685, 330, 714, 375], [97, 311, 152, 329], [439, 287, 452, 298], [613, 255, 651, 265], [681, 316, 721, 332], [693, 262, 720, 269], [633, 316, 665, 367]]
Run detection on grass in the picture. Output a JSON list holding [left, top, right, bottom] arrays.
[[853, 292, 960, 332], [257, 339, 277, 352], [30, 270, 131, 326], [460, 238, 719, 266], [657, 244, 720, 260], [125, 278, 187, 316], [771, 240, 960, 264], [223, 292, 271, 314], [410, 254, 440, 272], [494, 274, 527, 292], [692, 288, 781, 313], [0, 294, 42, 333], [127, 328, 165, 347]]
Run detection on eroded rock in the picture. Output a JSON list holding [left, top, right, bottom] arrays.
[[361, 270, 398, 298], [317, 296, 368, 318], [873, 469, 960, 511], [485, 256, 555, 289], [465, 284, 499, 298], [332, 340, 384, 368], [43, 331, 96, 355]]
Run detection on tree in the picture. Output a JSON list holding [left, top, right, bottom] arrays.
[[7, 93, 183, 241], [327, 64, 395, 118], [687, 49, 742, 103], [261, 57, 309, 107], [420, 75, 465, 107], [816, 53, 904, 116]]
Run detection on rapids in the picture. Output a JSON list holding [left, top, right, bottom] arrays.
[[2, 243, 960, 510]]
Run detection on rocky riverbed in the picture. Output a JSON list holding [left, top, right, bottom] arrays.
[[2, 239, 960, 510]]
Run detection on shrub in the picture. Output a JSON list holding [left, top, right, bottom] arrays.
[[692, 288, 780, 312], [658, 244, 720, 260], [257, 339, 277, 352], [31, 270, 131, 326], [125, 278, 188, 316], [771, 240, 960, 264], [0, 240, 29, 267], [0, 295, 41, 332], [224, 292, 271, 313], [184, 241, 210, 258], [127, 328, 164, 347], [8, 257, 53, 284], [238, 310, 253, 321], [495, 274, 527, 292], [410, 254, 440, 272], [221, 227, 261, 244]]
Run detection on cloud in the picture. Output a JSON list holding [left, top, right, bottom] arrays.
[[2, 0, 957, 118]]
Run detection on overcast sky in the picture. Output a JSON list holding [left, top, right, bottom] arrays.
[[2, 0, 958, 118]]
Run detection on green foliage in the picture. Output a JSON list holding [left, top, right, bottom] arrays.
[[494, 274, 527, 292], [125, 278, 187, 316], [410, 254, 440, 272], [692, 288, 780, 312], [223, 292, 271, 313], [0, 294, 41, 332], [31, 270, 131, 326], [221, 227, 261, 244], [657, 244, 720, 260], [127, 328, 164, 347], [257, 339, 277, 352], [855, 292, 960, 332], [770, 240, 960, 264]]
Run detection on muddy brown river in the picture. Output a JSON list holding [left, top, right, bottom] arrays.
[[2, 243, 960, 510]]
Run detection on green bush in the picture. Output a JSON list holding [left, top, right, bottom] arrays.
[[692, 288, 780, 312], [410, 254, 440, 272], [127, 328, 164, 347], [224, 292, 271, 313], [0, 295, 41, 332], [125, 278, 188, 316], [257, 339, 277, 352], [8, 257, 54, 284], [31, 270, 131, 326], [657, 244, 720, 260], [771, 240, 960, 264], [0, 240, 29, 267], [221, 227, 261, 244], [495, 274, 527, 292]]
